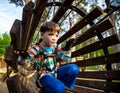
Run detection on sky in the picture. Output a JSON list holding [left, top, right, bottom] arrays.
[[0, 0, 23, 35]]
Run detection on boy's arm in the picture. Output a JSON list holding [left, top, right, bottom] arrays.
[[57, 38, 75, 62], [27, 45, 40, 61], [57, 50, 71, 62], [15, 45, 40, 65], [16, 50, 29, 66]]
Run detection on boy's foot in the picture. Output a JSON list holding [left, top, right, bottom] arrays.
[[64, 88, 69, 93], [39, 87, 44, 93]]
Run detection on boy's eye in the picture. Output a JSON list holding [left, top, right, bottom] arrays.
[[48, 33, 58, 37], [56, 34, 58, 37], [48, 33, 53, 36]]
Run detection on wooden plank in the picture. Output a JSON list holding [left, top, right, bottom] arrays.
[[58, 6, 104, 44], [78, 70, 120, 80], [52, 0, 74, 23], [21, 1, 34, 50], [47, 2, 86, 18], [72, 52, 120, 67], [17, 27, 22, 49], [73, 18, 114, 46], [25, 0, 48, 49], [10, 19, 21, 49], [73, 86, 105, 93], [72, 34, 120, 58], [76, 79, 120, 92]]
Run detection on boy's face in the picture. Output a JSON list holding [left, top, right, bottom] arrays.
[[41, 31, 59, 47]]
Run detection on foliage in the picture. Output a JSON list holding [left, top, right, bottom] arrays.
[[8, 0, 37, 6], [8, 0, 24, 6], [0, 33, 11, 56], [110, 0, 120, 7]]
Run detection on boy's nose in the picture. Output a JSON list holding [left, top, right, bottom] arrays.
[[52, 36, 56, 40]]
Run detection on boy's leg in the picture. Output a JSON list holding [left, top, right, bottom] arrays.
[[57, 64, 79, 90], [39, 74, 65, 93]]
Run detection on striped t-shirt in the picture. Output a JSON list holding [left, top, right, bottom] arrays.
[[27, 45, 71, 74]]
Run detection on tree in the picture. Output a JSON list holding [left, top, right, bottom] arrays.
[[8, 0, 24, 6], [0, 33, 11, 56], [8, 0, 32, 6]]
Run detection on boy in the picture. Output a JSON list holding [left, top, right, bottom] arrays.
[[17, 21, 79, 93]]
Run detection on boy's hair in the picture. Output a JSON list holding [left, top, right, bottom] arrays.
[[40, 21, 60, 33]]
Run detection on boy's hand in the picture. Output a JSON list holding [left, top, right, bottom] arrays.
[[63, 38, 75, 51], [14, 50, 29, 66], [14, 49, 29, 59]]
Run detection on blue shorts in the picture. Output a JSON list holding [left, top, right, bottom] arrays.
[[39, 64, 79, 93]]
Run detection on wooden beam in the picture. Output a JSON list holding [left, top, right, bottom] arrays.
[[21, 1, 34, 50], [25, 0, 48, 49], [76, 79, 120, 92], [72, 52, 120, 67], [52, 0, 74, 23], [73, 18, 114, 46], [78, 70, 120, 80], [10, 19, 21, 49], [58, 6, 104, 44], [72, 34, 120, 57], [74, 86, 105, 93]]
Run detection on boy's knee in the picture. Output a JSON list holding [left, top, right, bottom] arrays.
[[45, 82, 65, 93], [70, 64, 79, 74], [40, 74, 65, 93], [54, 83, 65, 93]]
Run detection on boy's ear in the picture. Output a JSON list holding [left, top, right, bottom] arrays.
[[41, 32, 44, 37]]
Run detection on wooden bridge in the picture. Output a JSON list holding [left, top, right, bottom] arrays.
[[3, 0, 120, 93]]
